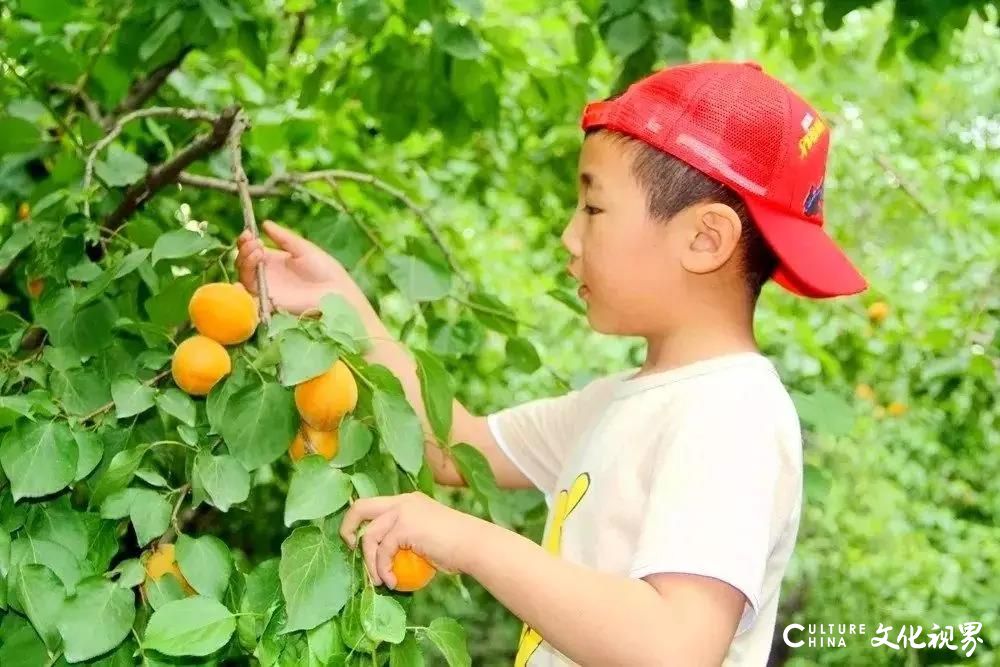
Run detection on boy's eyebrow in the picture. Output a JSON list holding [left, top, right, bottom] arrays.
[[580, 171, 600, 190]]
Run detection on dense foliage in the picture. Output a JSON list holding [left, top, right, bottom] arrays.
[[0, 0, 996, 665]]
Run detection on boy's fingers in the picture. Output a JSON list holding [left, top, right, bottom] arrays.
[[360, 513, 396, 587], [237, 249, 263, 292], [340, 496, 398, 547], [375, 534, 402, 589], [262, 219, 314, 254]]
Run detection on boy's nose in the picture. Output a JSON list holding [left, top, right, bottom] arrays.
[[560, 214, 583, 258]]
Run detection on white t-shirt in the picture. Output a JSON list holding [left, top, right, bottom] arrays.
[[486, 352, 803, 666]]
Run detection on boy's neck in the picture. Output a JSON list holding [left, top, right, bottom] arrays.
[[638, 321, 759, 377]]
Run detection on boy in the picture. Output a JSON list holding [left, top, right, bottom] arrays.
[[236, 61, 866, 665]]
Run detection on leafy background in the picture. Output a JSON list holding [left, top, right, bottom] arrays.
[[0, 0, 997, 665]]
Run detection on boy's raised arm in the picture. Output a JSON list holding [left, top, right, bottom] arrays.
[[236, 220, 533, 490]]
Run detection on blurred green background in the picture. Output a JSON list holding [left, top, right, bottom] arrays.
[[1, 0, 997, 665]]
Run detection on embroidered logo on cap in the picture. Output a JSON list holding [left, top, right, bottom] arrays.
[[804, 183, 824, 216]]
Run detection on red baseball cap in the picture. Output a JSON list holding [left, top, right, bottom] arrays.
[[580, 60, 866, 298]]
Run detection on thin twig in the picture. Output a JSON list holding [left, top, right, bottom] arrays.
[[177, 171, 284, 196], [227, 111, 272, 326], [874, 154, 937, 219], [79, 369, 171, 422]]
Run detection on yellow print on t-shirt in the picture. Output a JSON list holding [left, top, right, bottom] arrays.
[[514, 472, 591, 667]]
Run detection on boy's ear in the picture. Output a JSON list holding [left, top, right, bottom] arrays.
[[680, 203, 743, 275]]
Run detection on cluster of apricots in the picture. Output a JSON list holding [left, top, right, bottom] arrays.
[[168, 281, 434, 591]]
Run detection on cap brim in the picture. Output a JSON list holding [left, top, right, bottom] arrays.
[[745, 198, 867, 298]]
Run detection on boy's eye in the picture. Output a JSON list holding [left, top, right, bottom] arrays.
[[583, 204, 602, 215]]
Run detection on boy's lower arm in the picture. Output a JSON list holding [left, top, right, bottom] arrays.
[[330, 287, 467, 485], [460, 519, 718, 666]]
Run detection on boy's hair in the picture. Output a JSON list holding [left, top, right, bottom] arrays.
[[588, 128, 779, 301]]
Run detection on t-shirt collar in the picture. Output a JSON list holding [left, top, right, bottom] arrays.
[[612, 352, 775, 399]]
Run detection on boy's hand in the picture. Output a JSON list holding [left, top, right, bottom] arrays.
[[236, 220, 366, 316], [339, 492, 479, 589]]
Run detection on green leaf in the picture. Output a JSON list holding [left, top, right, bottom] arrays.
[[193, 452, 250, 512], [0, 116, 43, 156], [238, 559, 281, 649], [791, 389, 855, 438], [95, 144, 148, 187], [413, 349, 454, 444], [575, 22, 596, 64], [111, 558, 145, 588], [390, 633, 426, 666], [319, 294, 368, 350], [50, 366, 112, 415], [372, 388, 424, 474], [16, 564, 65, 649], [143, 596, 236, 656], [387, 254, 452, 302], [424, 618, 470, 667], [111, 376, 156, 419], [451, 443, 499, 510], [156, 388, 197, 426], [284, 457, 352, 526], [136, 465, 170, 488], [140, 11, 184, 61], [176, 534, 232, 600], [307, 617, 345, 663], [605, 12, 652, 58], [0, 614, 49, 666], [433, 21, 482, 59], [505, 336, 541, 373], [546, 288, 586, 315], [89, 444, 149, 509], [145, 574, 186, 610], [0, 394, 35, 428], [25, 501, 89, 556], [9, 537, 83, 594], [0, 225, 36, 272], [102, 488, 171, 546], [360, 588, 406, 644], [151, 230, 217, 265], [0, 420, 78, 500], [0, 529, 10, 610], [221, 382, 299, 470], [467, 292, 518, 336], [350, 472, 379, 498], [279, 526, 351, 632], [57, 576, 136, 662], [198, 0, 233, 28], [330, 416, 373, 468], [72, 430, 103, 481], [279, 330, 339, 386], [145, 275, 201, 328]]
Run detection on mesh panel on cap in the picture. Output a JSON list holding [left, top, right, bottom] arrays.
[[682, 67, 789, 195]]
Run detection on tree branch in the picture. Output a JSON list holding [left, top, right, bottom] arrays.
[[84, 106, 220, 217], [105, 47, 192, 130], [227, 111, 272, 326], [79, 369, 172, 422], [177, 168, 468, 282], [289, 11, 308, 56], [874, 154, 937, 219], [177, 171, 283, 197], [102, 105, 240, 231]]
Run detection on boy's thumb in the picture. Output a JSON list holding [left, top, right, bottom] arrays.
[[262, 220, 310, 252]]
